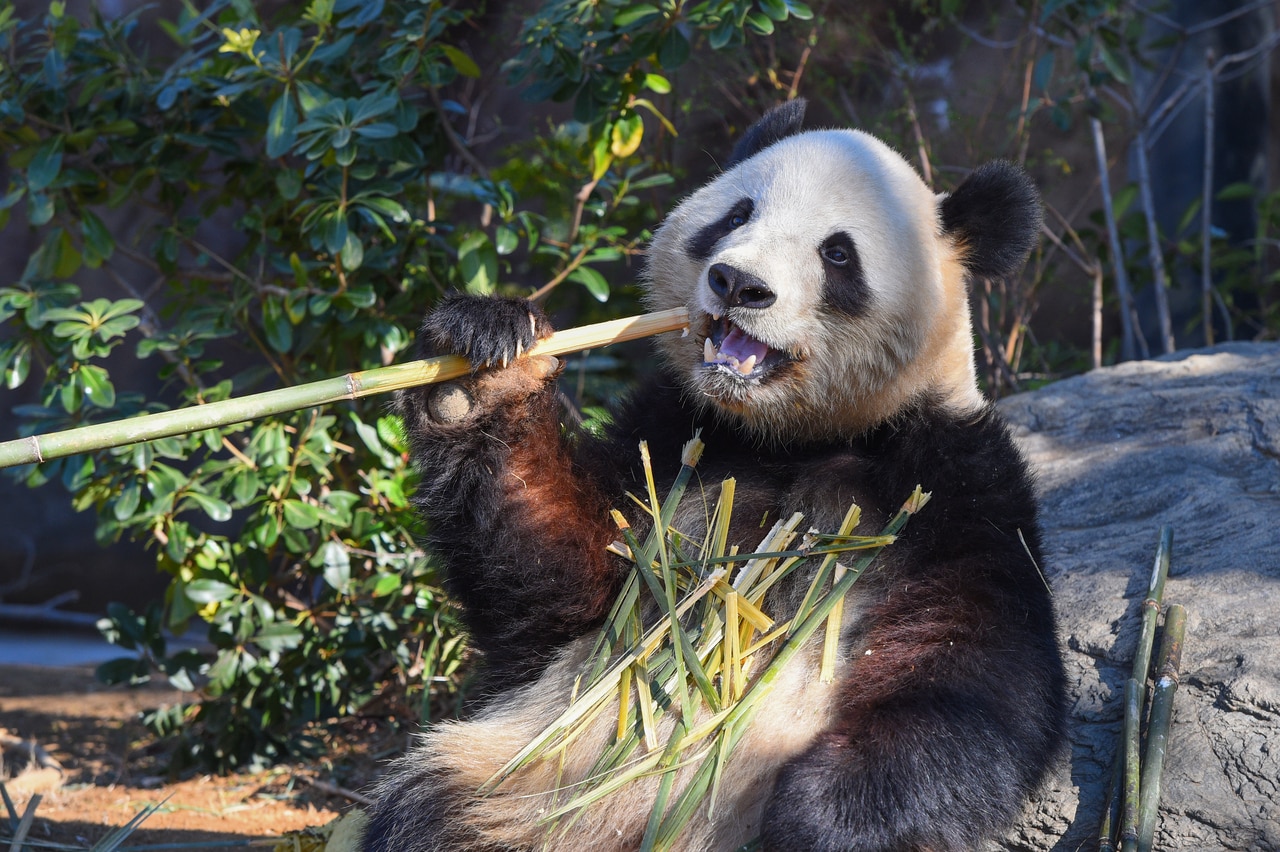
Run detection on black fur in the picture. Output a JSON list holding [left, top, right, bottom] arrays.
[[417, 292, 552, 369], [819, 230, 871, 317], [940, 160, 1043, 280], [726, 98, 807, 168], [687, 196, 754, 261]]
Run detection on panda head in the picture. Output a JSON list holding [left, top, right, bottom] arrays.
[[643, 99, 1042, 443]]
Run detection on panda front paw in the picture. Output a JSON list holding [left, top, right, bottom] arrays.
[[419, 294, 553, 370]]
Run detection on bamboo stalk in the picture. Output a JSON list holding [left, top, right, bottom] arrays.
[[0, 307, 689, 469], [1134, 527, 1173, 688], [1100, 525, 1173, 849], [1137, 604, 1187, 852], [1119, 677, 1142, 852]]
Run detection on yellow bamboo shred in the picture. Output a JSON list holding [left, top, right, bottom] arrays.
[[725, 590, 743, 703], [616, 661, 634, 743], [709, 579, 773, 632], [740, 623, 794, 658], [709, 477, 737, 561], [635, 658, 660, 751], [820, 562, 849, 683]]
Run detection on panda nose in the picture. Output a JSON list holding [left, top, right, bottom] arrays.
[[708, 263, 776, 309]]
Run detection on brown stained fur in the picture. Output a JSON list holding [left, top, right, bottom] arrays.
[[470, 358, 624, 623]]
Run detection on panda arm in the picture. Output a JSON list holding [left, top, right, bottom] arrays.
[[763, 407, 1066, 852], [763, 555, 1063, 851], [396, 295, 629, 687]]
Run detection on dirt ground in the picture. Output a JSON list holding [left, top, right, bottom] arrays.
[[0, 664, 404, 850]]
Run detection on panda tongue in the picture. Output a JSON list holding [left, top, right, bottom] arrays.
[[719, 324, 769, 365]]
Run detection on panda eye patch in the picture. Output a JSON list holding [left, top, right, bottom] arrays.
[[686, 197, 755, 260], [726, 199, 753, 229], [820, 231, 870, 317], [821, 234, 855, 266]]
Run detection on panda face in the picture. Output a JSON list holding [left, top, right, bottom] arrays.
[[644, 128, 981, 442]]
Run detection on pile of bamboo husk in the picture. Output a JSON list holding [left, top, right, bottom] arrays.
[[481, 435, 925, 850], [1098, 527, 1188, 852]]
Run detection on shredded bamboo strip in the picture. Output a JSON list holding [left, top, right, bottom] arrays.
[[0, 307, 689, 469]]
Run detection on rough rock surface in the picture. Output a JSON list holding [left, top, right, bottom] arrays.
[[990, 342, 1280, 852]]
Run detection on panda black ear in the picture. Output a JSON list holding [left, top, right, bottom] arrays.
[[726, 99, 807, 168], [939, 161, 1042, 280]]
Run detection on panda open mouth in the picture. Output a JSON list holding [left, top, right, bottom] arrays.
[[702, 318, 793, 380]]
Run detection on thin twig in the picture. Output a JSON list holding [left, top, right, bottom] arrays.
[[1090, 117, 1137, 361], [1201, 49, 1216, 346], [1133, 128, 1176, 354], [426, 83, 490, 180], [0, 732, 65, 773], [297, 775, 376, 807], [901, 86, 931, 187]]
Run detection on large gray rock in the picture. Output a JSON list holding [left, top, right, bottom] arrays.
[[993, 342, 1280, 851]]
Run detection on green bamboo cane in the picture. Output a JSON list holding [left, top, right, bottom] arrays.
[[1137, 604, 1187, 852], [1101, 525, 1173, 849], [0, 308, 689, 469], [1119, 677, 1143, 852]]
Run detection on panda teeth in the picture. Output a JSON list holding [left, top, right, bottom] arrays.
[[738, 354, 757, 375], [704, 338, 716, 363]]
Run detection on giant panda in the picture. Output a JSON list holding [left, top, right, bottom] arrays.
[[362, 99, 1067, 852]]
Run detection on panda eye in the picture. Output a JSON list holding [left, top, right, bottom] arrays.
[[822, 245, 849, 266], [729, 214, 747, 228]]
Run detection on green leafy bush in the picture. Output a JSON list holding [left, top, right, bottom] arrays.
[[0, 0, 813, 771]]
